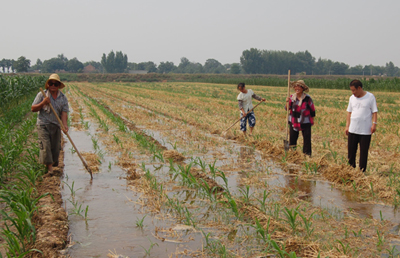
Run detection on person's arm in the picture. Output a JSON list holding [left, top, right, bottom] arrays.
[[61, 111, 69, 133], [345, 112, 351, 136], [252, 93, 266, 102], [31, 95, 50, 112], [371, 112, 377, 134], [308, 97, 316, 117], [238, 100, 246, 117]]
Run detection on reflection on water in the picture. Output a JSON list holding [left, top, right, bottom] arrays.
[[64, 99, 400, 257], [62, 130, 203, 257]]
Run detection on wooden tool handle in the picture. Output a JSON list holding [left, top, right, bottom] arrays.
[[223, 101, 264, 133], [285, 70, 291, 141]]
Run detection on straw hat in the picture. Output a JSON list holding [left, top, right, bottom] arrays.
[[291, 80, 309, 92], [45, 74, 65, 89]]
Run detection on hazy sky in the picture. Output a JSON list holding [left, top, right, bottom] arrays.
[[2, 0, 399, 67]]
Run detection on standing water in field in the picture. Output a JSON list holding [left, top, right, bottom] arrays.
[[62, 128, 203, 257], [62, 84, 400, 257]]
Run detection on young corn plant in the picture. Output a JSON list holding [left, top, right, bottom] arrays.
[[282, 206, 300, 235]]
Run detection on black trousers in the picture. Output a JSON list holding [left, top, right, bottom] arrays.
[[289, 123, 312, 156], [348, 132, 371, 172]]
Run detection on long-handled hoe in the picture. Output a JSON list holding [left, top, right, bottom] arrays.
[[221, 101, 264, 137], [284, 70, 291, 151], [40, 88, 93, 179]]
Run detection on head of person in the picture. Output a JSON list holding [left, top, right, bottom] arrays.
[[45, 74, 65, 91], [349, 79, 364, 97], [291, 80, 309, 94], [237, 82, 246, 93]]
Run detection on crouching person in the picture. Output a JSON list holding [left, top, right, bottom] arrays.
[[31, 74, 69, 173], [237, 83, 266, 136]]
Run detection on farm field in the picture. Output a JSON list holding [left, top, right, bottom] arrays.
[[57, 81, 400, 257]]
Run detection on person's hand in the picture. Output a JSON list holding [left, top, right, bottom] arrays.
[[286, 97, 290, 103], [42, 96, 50, 105], [261, 98, 266, 102], [62, 125, 69, 134], [371, 124, 376, 134], [345, 127, 349, 136]]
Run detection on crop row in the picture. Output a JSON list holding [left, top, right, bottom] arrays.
[[0, 77, 50, 257], [70, 83, 397, 257]]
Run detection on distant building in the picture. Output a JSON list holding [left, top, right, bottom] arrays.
[[83, 65, 97, 73], [128, 70, 148, 74]]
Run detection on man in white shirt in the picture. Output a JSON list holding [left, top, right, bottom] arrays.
[[345, 79, 378, 172]]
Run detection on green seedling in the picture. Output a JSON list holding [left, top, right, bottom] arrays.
[[135, 215, 147, 229], [377, 230, 384, 252], [194, 157, 207, 172], [238, 185, 251, 204], [258, 190, 270, 213], [352, 228, 362, 237], [335, 240, 353, 255], [282, 206, 300, 234], [63, 181, 82, 199], [251, 217, 271, 244], [140, 237, 159, 256], [299, 211, 315, 238]]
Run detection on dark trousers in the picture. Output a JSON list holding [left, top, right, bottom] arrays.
[[289, 123, 312, 156], [348, 132, 371, 172], [37, 124, 61, 165]]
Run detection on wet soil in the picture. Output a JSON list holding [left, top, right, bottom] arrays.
[[51, 84, 400, 257], [30, 139, 69, 258]]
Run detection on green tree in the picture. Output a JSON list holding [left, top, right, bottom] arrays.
[[83, 61, 103, 73], [158, 61, 176, 73], [41, 54, 68, 73], [331, 62, 349, 75], [230, 63, 241, 74], [240, 48, 266, 74], [42, 58, 65, 73], [66, 58, 84, 72], [347, 65, 363, 75], [4, 59, 13, 73], [10, 59, 15, 73], [137, 61, 157, 73], [30, 58, 43, 71], [101, 50, 128, 73], [176, 57, 203, 73], [14, 56, 31, 72], [203, 59, 226, 73], [114, 51, 128, 73], [385, 61, 396, 76], [0, 59, 6, 73]]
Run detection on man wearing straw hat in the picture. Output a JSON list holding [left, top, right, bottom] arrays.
[[31, 74, 69, 174]]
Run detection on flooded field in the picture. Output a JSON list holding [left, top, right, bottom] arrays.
[[60, 82, 400, 257]]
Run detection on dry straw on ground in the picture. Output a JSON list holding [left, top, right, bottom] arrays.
[[163, 150, 186, 162], [81, 152, 101, 172]]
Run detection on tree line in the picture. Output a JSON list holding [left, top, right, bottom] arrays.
[[1, 49, 399, 76]]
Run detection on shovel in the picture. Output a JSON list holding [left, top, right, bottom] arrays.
[[40, 88, 93, 179], [284, 70, 291, 151], [222, 101, 264, 136]]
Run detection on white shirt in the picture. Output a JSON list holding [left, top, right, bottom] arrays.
[[347, 92, 378, 135], [237, 89, 255, 113]]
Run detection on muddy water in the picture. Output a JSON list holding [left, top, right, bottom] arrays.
[[63, 91, 400, 257], [138, 116, 400, 227], [62, 128, 203, 257]]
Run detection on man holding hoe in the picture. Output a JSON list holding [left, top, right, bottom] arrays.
[[31, 74, 69, 174], [345, 79, 378, 172], [237, 83, 266, 136]]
